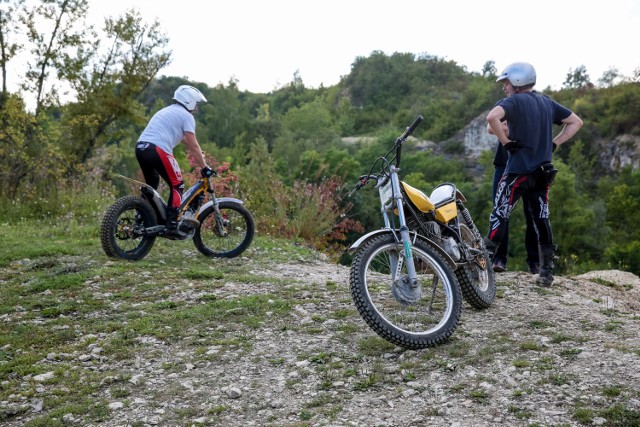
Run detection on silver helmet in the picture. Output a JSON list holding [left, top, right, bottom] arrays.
[[496, 62, 536, 88], [173, 85, 207, 111]]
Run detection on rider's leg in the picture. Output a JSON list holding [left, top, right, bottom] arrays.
[[487, 174, 527, 261], [491, 166, 508, 271], [522, 197, 540, 274], [523, 184, 555, 286], [153, 148, 185, 234]]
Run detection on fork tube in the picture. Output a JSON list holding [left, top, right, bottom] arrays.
[[206, 178, 228, 237], [389, 165, 418, 284]]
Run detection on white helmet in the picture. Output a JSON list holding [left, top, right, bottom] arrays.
[[173, 85, 207, 111], [496, 62, 536, 88]]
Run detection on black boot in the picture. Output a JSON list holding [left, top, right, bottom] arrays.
[[536, 244, 556, 287], [164, 208, 186, 237], [483, 237, 497, 257]]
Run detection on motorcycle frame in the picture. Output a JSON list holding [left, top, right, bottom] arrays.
[[138, 175, 245, 237]]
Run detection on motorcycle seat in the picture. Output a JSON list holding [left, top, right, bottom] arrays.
[[430, 183, 457, 207]]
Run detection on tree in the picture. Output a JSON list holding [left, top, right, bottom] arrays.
[[61, 8, 171, 164], [0, 0, 171, 196], [563, 65, 592, 90], [598, 67, 620, 88], [0, 0, 24, 104], [272, 97, 340, 181], [482, 60, 496, 78], [20, 0, 92, 116]]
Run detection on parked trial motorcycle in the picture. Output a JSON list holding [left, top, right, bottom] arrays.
[[101, 171, 254, 261], [348, 116, 495, 349]]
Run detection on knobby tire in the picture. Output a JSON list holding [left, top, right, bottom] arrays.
[[193, 201, 255, 258], [100, 195, 157, 261], [349, 234, 462, 349], [455, 219, 496, 309]]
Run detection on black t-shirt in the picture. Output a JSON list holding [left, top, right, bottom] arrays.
[[497, 92, 572, 174]]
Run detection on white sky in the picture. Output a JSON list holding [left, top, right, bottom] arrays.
[[9, 0, 640, 95]]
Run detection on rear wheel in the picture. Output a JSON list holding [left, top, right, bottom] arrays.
[[100, 196, 157, 261], [455, 219, 496, 309], [193, 201, 255, 258]]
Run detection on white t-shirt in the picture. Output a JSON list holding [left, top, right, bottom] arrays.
[[137, 103, 196, 154]]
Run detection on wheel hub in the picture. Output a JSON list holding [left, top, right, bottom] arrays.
[[391, 276, 422, 305]]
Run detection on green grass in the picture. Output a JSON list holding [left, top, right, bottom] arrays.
[[0, 216, 325, 424]]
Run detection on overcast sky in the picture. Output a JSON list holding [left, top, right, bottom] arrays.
[[11, 0, 640, 96]]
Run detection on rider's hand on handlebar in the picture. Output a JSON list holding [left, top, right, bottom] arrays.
[[201, 166, 214, 178]]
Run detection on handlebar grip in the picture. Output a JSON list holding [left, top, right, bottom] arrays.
[[406, 115, 423, 136]]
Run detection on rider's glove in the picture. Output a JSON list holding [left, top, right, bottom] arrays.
[[201, 166, 214, 178], [503, 140, 523, 153]]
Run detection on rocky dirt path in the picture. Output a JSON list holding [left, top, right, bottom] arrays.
[[107, 264, 640, 426], [5, 259, 640, 427]]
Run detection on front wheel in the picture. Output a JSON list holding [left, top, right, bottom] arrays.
[[193, 201, 255, 258], [349, 234, 462, 349], [100, 195, 157, 261]]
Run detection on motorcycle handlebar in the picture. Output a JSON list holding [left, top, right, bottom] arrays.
[[352, 116, 424, 194], [398, 115, 424, 141], [395, 115, 423, 166]]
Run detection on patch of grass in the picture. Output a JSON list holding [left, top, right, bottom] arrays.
[[596, 403, 640, 426], [306, 394, 335, 408], [512, 358, 531, 368], [469, 388, 489, 402], [572, 405, 594, 424], [601, 385, 623, 398], [605, 320, 624, 331], [356, 336, 396, 356], [508, 404, 532, 419], [352, 373, 378, 391], [528, 319, 555, 329], [559, 348, 583, 359], [447, 340, 471, 358], [520, 340, 544, 351], [549, 333, 576, 343], [208, 405, 228, 415], [547, 372, 575, 386], [184, 268, 225, 280], [534, 356, 556, 371]]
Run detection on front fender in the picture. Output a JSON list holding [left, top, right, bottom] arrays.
[[199, 197, 244, 215], [348, 229, 456, 269]]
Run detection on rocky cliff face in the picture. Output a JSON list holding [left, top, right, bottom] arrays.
[[456, 113, 497, 160], [598, 134, 640, 172]]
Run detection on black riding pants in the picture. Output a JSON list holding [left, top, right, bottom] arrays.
[[487, 172, 553, 251]]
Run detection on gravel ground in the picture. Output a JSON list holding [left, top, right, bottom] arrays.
[[4, 259, 640, 427]]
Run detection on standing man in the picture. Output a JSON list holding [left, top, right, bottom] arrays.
[[136, 85, 212, 237], [485, 62, 583, 286]]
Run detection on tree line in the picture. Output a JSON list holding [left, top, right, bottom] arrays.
[[2, 0, 640, 274]]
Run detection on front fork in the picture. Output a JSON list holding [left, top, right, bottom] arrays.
[[386, 166, 419, 288], [211, 202, 228, 237]]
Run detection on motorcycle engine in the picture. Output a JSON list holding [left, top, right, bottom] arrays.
[[178, 210, 199, 238], [424, 221, 441, 239]]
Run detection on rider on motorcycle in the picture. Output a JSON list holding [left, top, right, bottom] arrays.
[[135, 85, 213, 236]]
